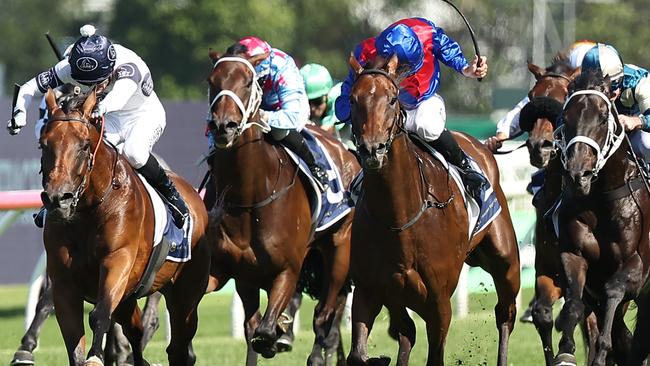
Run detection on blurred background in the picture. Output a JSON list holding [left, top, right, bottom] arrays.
[[0, 0, 647, 282]]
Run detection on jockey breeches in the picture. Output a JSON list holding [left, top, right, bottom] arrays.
[[629, 129, 650, 162], [405, 93, 446, 142], [103, 99, 166, 169]]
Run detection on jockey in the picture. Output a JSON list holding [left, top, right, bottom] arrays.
[[336, 17, 488, 199], [485, 40, 596, 151], [214, 37, 330, 190], [581, 43, 650, 162], [6, 25, 189, 229], [299, 64, 355, 150]]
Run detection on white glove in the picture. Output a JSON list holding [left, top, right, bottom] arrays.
[[91, 104, 107, 120], [7, 110, 26, 135]]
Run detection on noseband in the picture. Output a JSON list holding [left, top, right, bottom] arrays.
[[353, 68, 406, 157], [558, 90, 625, 179], [208, 57, 270, 148]]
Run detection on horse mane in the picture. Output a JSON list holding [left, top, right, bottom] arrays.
[[569, 69, 611, 95], [224, 43, 248, 57], [60, 93, 88, 114], [546, 54, 574, 75]]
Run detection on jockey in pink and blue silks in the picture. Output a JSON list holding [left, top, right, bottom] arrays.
[[208, 36, 330, 190], [336, 17, 488, 199]]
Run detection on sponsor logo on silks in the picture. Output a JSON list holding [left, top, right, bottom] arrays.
[[141, 73, 153, 96], [117, 64, 136, 79], [107, 45, 116, 61], [76, 57, 98, 72], [37, 71, 52, 89]]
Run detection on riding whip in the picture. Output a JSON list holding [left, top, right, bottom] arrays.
[[439, 0, 483, 82], [45, 32, 64, 61], [9, 83, 20, 131]]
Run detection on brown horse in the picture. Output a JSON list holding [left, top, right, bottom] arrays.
[[554, 70, 650, 366], [204, 51, 359, 365], [519, 61, 599, 365], [346, 54, 520, 366], [40, 89, 210, 366]]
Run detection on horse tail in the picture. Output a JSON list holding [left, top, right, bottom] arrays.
[[297, 249, 353, 300]]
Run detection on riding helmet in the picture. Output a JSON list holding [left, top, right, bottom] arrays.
[[68, 25, 116, 85]]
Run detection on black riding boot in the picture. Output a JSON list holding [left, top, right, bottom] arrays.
[[137, 155, 189, 229], [282, 130, 330, 191], [33, 207, 46, 228], [429, 129, 488, 200]]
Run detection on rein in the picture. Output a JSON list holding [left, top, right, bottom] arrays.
[[208, 57, 271, 148], [540, 72, 572, 83]]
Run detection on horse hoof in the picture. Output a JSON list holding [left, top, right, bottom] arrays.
[[368, 356, 391, 366], [252, 335, 277, 358], [552, 353, 577, 366], [275, 334, 293, 353], [84, 356, 104, 366], [10, 350, 35, 366]]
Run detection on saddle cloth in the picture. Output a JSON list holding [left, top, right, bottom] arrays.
[[137, 173, 193, 263], [282, 128, 353, 234], [350, 135, 501, 239]]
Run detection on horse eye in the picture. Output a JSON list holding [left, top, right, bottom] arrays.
[[390, 97, 397, 106]]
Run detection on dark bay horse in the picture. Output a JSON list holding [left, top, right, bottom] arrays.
[[554, 70, 650, 366], [205, 51, 360, 365], [346, 54, 520, 366], [40, 89, 210, 366], [519, 61, 598, 365]]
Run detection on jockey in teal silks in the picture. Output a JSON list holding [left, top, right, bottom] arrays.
[[336, 17, 488, 200]]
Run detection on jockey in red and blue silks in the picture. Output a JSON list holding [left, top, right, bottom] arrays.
[[335, 17, 488, 199], [209, 36, 329, 190]]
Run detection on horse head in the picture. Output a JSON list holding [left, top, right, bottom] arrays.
[[523, 61, 580, 168], [206, 49, 269, 149], [348, 53, 407, 170], [560, 70, 623, 196], [39, 88, 101, 220]]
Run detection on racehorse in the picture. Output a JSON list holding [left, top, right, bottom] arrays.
[[553, 69, 650, 366], [519, 60, 598, 366], [204, 50, 360, 365], [40, 88, 210, 366], [346, 54, 520, 366]]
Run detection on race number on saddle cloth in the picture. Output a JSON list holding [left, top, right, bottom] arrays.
[[137, 173, 194, 262], [282, 129, 352, 233], [349, 134, 501, 239]]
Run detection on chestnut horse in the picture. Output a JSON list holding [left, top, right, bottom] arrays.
[[40, 89, 210, 366], [519, 61, 598, 365], [346, 54, 520, 366], [554, 70, 650, 366], [205, 52, 359, 365]]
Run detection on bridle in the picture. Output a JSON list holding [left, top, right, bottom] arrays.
[[43, 114, 118, 209], [353, 68, 406, 159], [208, 57, 270, 148], [558, 90, 625, 179]]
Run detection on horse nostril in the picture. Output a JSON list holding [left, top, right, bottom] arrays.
[[60, 192, 75, 201], [225, 121, 238, 130], [541, 140, 554, 149], [40, 191, 51, 206]]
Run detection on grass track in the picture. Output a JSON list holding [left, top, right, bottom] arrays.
[[0, 285, 600, 365]]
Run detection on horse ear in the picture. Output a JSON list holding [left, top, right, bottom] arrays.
[[386, 54, 399, 76], [209, 49, 221, 63], [527, 62, 545, 80], [82, 90, 97, 118], [569, 67, 581, 80], [44, 88, 57, 114], [248, 52, 270, 67], [349, 53, 363, 75]]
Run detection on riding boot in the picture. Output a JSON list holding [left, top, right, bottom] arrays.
[[429, 129, 488, 200], [33, 207, 46, 228], [137, 155, 189, 229], [282, 129, 330, 191]]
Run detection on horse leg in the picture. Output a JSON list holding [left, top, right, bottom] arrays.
[[581, 310, 599, 366], [141, 292, 162, 349], [236, 282, 261, 366], [628, 290, 650, 366], [592, 255, 644, 366], [252, 270, 298, 358], [611, 305, 633, 366], [424, 297, 453, 366], [12, 276, 55, 366], [347, 286, 386, 366], [112, 301, 145, 366], [276, 290, 302, 353], [388, 306, 416, 366], [310, 236, 351, 366], [104, 321, 135, 366], [532, 275, 562, 366], [51, 277, 86, 366], [554, 252, 588, 366], [326, 293, 348, 366]]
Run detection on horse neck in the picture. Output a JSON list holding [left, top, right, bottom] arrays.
[[362, 135, 426, 215], [593, 138, 637, 192], [80, 140, 119, 209], [212, 128, 281, 202]]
